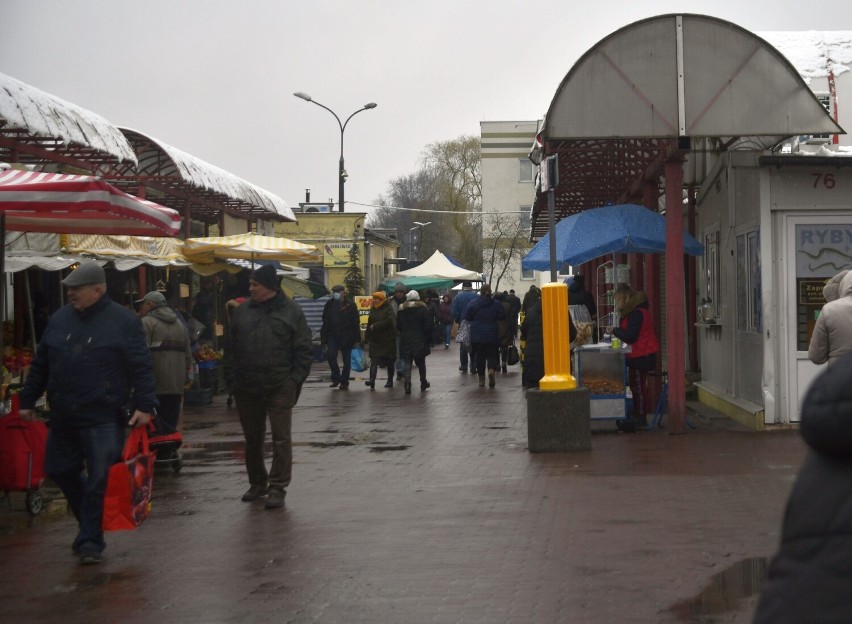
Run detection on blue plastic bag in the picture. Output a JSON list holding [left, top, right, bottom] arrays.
[[350, 345, 369, 372]]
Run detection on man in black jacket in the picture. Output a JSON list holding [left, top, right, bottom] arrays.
[[225, 265, 313, 509], [320, 284, 361, 390], [20, 260, 157, 565]]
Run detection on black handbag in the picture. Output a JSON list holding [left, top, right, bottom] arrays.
[[507, 343, 520, 366]]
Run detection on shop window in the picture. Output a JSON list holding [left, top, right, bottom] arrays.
[[736, 228, 762, 333], [519, 206, 531, 232], [794, 223, 852, 351], [701, 229, 721, 322], [519, 159, 533, 183]]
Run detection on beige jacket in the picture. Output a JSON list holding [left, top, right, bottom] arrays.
[[808, 271, 852, 366]]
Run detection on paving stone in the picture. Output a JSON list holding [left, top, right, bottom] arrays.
[[0, 347, 804, 623]]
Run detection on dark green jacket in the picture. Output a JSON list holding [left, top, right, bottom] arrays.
[[224, 292, 313, 396], [365, 301, 397, 361]]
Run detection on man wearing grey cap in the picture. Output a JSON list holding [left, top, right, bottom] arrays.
[[19, 260, 157, 565], [137, 291, 193, 442]]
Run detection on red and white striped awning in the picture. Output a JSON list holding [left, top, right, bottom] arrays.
[[0, 169, 182, 237]]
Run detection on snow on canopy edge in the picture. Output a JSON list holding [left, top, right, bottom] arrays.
[[0, 72, 137, 165], [122, 128, 294, 222], [758, 31, 852, 84]]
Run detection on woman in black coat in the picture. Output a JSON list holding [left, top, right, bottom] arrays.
[[753, 350, 852, 623], [396, 290, 431, 395], [520, 288, 576, 390]]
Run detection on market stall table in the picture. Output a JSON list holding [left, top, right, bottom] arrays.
[[573, 343, 631, 421]]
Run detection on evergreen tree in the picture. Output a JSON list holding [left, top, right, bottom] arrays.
[[344, 243, 365, 296]]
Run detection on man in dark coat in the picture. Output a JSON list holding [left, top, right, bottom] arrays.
[[505, 289, 522, 338], [225, 264, 313, 509], [19, 260, 157, 564], [320, 284, 361, 390], [451, 280, 478, 374], [568, 274, 597, 321], [396, 290, 431, 394], [753, 350, 852, 623], [464, 284, 506, 388]]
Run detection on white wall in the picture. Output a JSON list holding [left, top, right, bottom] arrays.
[[480, 120, 539, 294]]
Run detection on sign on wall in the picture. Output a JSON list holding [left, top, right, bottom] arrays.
[[323, 242, 352, 268]]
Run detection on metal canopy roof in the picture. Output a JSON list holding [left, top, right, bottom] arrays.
[[530, 14, 845, 239], [0, 71, 137, 172], [106, 128, 295, 225]]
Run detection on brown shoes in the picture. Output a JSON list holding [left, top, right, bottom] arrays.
[[488, 369, 496, 388]]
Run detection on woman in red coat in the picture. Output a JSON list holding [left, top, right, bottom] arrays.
[[611, 284, 659, 433]]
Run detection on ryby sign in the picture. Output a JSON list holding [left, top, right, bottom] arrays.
[[795, 224, 852, 278]]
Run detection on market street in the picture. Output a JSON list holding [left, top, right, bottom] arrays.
[[0, 346, 804, 623]]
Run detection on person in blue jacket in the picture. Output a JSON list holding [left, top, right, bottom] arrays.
[[464, 284, 506, 388], [19, 260, 157, 565], [451, 280, 478, 374]]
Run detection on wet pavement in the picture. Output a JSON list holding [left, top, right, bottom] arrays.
[[0, 347, 805, 623]]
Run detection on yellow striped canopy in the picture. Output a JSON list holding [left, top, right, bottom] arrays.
[[182, 232, 319, 263]]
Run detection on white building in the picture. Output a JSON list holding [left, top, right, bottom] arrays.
[[479, 120, 539, 294]]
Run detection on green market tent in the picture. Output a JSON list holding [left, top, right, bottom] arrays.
[[379, 275, 454, 294]]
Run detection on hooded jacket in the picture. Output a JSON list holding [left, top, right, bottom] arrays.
[[808, 270, 852, 366], [142, 305, 194, 395], [753, 350, 852, 623], [397, 300, 431, 359]]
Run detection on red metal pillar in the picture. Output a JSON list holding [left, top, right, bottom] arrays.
[[687, 186, 698, 373], [642, 182, 661, 409], [664, 159, 686, 434]]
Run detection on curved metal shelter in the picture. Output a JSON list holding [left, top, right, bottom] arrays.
[[531, 14, 844, 433], [106, 128, 294, 226], [530, 13, 843, 238], [0, 72, 137, 172]]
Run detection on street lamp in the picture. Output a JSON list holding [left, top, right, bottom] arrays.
[[293, 92, 377, 213], [410, 221, 431, 261]]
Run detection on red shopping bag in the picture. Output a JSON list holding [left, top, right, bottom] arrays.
[[102, 426, 157, 532]]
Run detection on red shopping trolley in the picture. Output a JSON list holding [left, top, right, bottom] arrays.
[[0, 392, 48, 515]]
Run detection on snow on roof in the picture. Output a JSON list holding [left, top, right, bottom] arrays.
[[758, 31, 852, 84], [0, 71, 137, 165], [122, 128, 293, 221]]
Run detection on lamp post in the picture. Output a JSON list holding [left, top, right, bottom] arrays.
[[410, 221, 431, 261], [294, 92, 377, 213]]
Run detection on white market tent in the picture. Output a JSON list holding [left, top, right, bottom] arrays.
[[396, 250, 481, 281]]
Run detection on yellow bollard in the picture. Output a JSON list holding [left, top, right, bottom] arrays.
[[539, 283, 577, 391]]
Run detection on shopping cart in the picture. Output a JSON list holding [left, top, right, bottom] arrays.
[[0, 390, 48, 515]]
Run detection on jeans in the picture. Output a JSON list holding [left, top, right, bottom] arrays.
[[45, 421, 125, 554], [326, 335, 353, 387], [442, 322, 452, 346], [235, 380, 298, 490], [395, 335, 405, 376]]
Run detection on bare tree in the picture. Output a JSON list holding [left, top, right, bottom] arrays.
[[422, 136, 482, 270], [481, 212, 528, 291], [367, 135, 482, 270]]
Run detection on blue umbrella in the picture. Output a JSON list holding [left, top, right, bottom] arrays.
[[522, 204, 703, 270]]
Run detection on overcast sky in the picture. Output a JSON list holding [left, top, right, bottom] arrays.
[[3, 1, 852, 219]]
